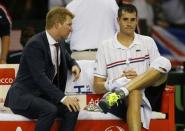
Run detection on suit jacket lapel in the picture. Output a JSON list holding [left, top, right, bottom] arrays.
[[42, 32, 53, 63], [41, 32, 55, 79]]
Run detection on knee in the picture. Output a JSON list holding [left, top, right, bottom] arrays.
[[129, 90, 142, 100], [128, 90, 142, 109], [67, 111, 79, 119], [70, 111, 79, 117], [44, 105, 58, 116]]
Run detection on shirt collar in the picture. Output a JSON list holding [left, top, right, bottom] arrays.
[[113, 32, 141, 49], [46, 30, 58, 46]]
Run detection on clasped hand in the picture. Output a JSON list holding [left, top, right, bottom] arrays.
[[123, 68, 137, 79], [63, 96, 80, 112]]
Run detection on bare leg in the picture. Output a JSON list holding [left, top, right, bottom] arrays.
[[126, 68, 167, 92], [127, 90, 142, 131]]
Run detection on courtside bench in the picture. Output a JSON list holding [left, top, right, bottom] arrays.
[[0, 62, 175, 131]]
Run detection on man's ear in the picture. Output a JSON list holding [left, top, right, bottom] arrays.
[[54, 22, 59, 29], [54, 22, 62, 29]]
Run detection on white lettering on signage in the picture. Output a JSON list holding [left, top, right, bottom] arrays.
[[16, 127, 22, 131], [0, 78, 14, 84], [105, 126, 125, 131], [89, 98, 100, 105]]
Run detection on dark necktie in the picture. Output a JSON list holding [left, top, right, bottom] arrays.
[[54, 43, 60, 87]]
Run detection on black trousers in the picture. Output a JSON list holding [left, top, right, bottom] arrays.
[[107, 99, 127, 121], [108, 82, 166, 120], [12, 96, 79, 131]]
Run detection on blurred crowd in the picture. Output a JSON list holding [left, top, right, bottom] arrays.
[[0, 0, 185, 63], [1, 0, 185, 29], [117, 0, 185, 34]]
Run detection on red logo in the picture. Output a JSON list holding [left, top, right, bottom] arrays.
[[86, 94, 103, 105], [105, 126, 125, 131], [0, 68, 15, 85]]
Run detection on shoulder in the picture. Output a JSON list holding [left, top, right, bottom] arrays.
[[23, 32, 47, 51], [136, 33, 154, 42], [27, 32, 45, 45], [0, 5, 12, 24], [135, 34, 156, 48], [97, 37, 115, 55], [0, 5, 8, 16], [100, 37, 114, 48], [98, 38, 114, 51], [134, 34, 158, 53]]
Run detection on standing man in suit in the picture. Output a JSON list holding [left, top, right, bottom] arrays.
[[4, 7, 81, 131]]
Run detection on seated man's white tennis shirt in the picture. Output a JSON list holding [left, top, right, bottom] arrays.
[[94, 32, 161, 129]]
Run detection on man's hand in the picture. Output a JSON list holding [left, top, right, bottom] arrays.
[[62, 96, 80, 112], [72, 65, 80, 81], [123, 69, 137, 79], [105, 76, 130, 91]]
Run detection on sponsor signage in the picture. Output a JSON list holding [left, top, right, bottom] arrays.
[[0, 68, 15, 85], [105, 126, 125, 131], [73, 84, 92, 93], [86, 94, 102, 105]]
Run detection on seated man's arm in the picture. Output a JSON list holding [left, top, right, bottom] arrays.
[[125, 67, 167, 92], [93, 76, 107, 94], [94, 75, 131, 94], [125, 56, 171, 92]]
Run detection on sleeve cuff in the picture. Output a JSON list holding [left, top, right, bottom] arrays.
[[60, 96, 67, 103]]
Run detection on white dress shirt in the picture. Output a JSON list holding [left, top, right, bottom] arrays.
[[46, 31, 61, 76], [46, 31, 66, 103]]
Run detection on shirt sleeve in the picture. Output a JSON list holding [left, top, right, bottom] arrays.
[[60, 96, 67, 103]]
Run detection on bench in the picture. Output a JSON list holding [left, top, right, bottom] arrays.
[[0, 61, 175, 131]]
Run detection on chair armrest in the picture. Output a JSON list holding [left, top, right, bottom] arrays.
[[160, 85, 175, 130], [161, 85, 175, 113]]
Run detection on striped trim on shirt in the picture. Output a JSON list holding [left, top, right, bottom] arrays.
[[107, 54, 150, 69]]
